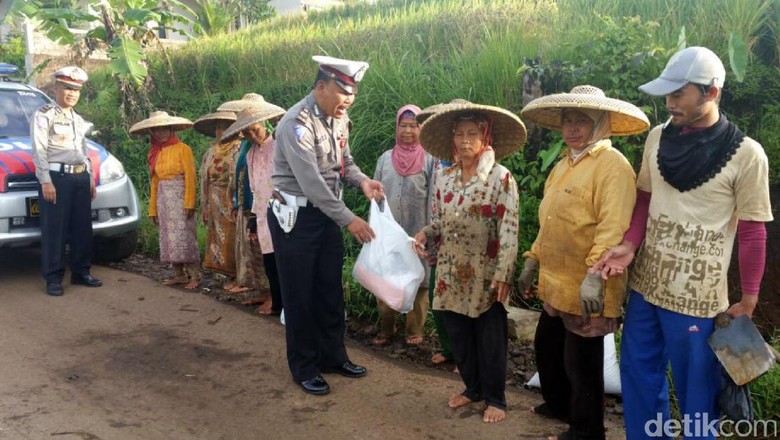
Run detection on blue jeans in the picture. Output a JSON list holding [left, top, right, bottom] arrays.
[[621, 291, 721, 440]]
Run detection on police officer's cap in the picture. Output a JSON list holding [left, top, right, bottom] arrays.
[[312, 55, 368, 94], [53, 66, 88, 89]]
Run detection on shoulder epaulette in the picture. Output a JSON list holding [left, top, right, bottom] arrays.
[[37, 104, 56, 114], [295, 107, 311, 124]]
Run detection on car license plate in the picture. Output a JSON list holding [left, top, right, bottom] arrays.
[[27, 197, 40, 217]]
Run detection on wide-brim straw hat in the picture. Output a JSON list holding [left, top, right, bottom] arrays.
[[520, 85, 650, 136], [221, 105, 287, 142], [419, 102, 527, 161], [129, 111, 193, 136], [217, 93, 283, 113], [193, 111, 238, 137], [416, 98, 471, 124]]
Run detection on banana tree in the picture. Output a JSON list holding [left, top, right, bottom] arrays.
[[11, 0, 198, 120]]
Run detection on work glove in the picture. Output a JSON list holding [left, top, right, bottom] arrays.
[[516, 258, 539, 297], [246, 214, 257, 234], [579, 271, 604, 324]]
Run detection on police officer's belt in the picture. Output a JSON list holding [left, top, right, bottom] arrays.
[[50, 162, 86, 174]]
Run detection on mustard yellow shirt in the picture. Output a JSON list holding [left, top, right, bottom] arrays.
[[526, 140, 636, 317], [149, 142, 197, 216]]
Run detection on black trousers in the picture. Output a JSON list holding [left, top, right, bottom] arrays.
[[267, 206, 348, 383], [442, 302, 508, 409], [39, 171, 93, 284], [262, 252, 282, 313], [534, 309, 605, 440]]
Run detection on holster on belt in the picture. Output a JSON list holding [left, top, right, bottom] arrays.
[[271, 190, 287, 205]]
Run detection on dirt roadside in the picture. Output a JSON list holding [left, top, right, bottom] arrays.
[[0, 248, 625, 440]]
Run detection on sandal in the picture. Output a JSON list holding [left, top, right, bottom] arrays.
[[405, 335, 424, 346]]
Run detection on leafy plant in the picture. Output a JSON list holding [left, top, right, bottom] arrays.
[[12, 0, 197, 122]]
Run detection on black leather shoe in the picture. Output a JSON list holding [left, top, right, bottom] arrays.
[[299, 375, 330, 395], [46, 283, 64, 296], [71, 274, 102, 287], [322, 361, 367, 378]]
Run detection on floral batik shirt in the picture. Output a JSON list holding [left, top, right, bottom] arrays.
[[422, 161, 519, 318]]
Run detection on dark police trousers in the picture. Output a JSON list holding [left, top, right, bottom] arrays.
[[39, 170, 93, 284], [267, 205, 348, 383]]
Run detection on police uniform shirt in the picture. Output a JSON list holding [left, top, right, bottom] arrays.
[[272, 92, 367, 227], [31, 104, 92, 184]]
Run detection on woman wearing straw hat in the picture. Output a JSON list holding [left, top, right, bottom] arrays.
[[412, 102, 524, 423], [222, 102, 286, 314], [130, 111, 201, 289], [415, 99, 469, 367], [518, 85, 649, 440], [195, 111, 242, 291], [371, 104, 435, 347]]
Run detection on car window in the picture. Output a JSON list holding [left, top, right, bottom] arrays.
[[0, 90, 49, 138]]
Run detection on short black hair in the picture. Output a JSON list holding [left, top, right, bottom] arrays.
[[312, 69, 333, 89]]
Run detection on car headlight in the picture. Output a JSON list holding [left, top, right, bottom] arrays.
[[99, 154, 126, 185]]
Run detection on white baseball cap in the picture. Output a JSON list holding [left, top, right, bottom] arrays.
[[639, 47, 725, 96]]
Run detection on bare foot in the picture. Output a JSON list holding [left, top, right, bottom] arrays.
[[256, 300, 274, 315], [371, 334, 390, 347], [431, 353, 450, 364], [453, 366, 459, 374], [162, 276, 188, 286], [483, 406, 506, 423], [184, 279, 201, 290], [227, 285, 251, 294], [223, 282, 237, 290], [241, 295, 267, 306], [448, 393, 472, 409], [405, 336, 424, 346]]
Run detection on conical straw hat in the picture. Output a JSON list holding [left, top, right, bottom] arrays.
[[129, 111, 192, 136], [217, 93, 283, 113], [193, 111, 237, 137], [520, 85, 650, 136], [221, 105, 287, 142], [419, 102, 527, 161], [416, 98, 471, 124]]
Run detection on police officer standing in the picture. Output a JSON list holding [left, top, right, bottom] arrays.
[[270, 55, 384, 395], [31, 66, 102, 296]]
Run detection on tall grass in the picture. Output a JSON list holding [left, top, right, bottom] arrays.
[[78, 0, 780, 327]]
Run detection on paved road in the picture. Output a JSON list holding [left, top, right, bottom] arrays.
[[0, 249, 625, 440]]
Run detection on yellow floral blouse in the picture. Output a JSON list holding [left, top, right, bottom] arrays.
[[422, 160, 519, 318]]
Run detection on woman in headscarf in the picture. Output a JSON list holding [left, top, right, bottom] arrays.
[[195, 111, 241, 290], [517, 85, 649, 440], [413, 102, 524, 424], [223, 101, 286, 312], [130, 111, 200, 289], [371, 104, 436, 347]]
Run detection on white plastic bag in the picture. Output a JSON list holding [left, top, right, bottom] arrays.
[[525, 333, 622, 395], [352, 199, 425, 313]]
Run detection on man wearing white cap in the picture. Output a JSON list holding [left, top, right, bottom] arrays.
[[270, 55, 384, 395], [593, 47, 772, 439], [31, 66, 102, 297]]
